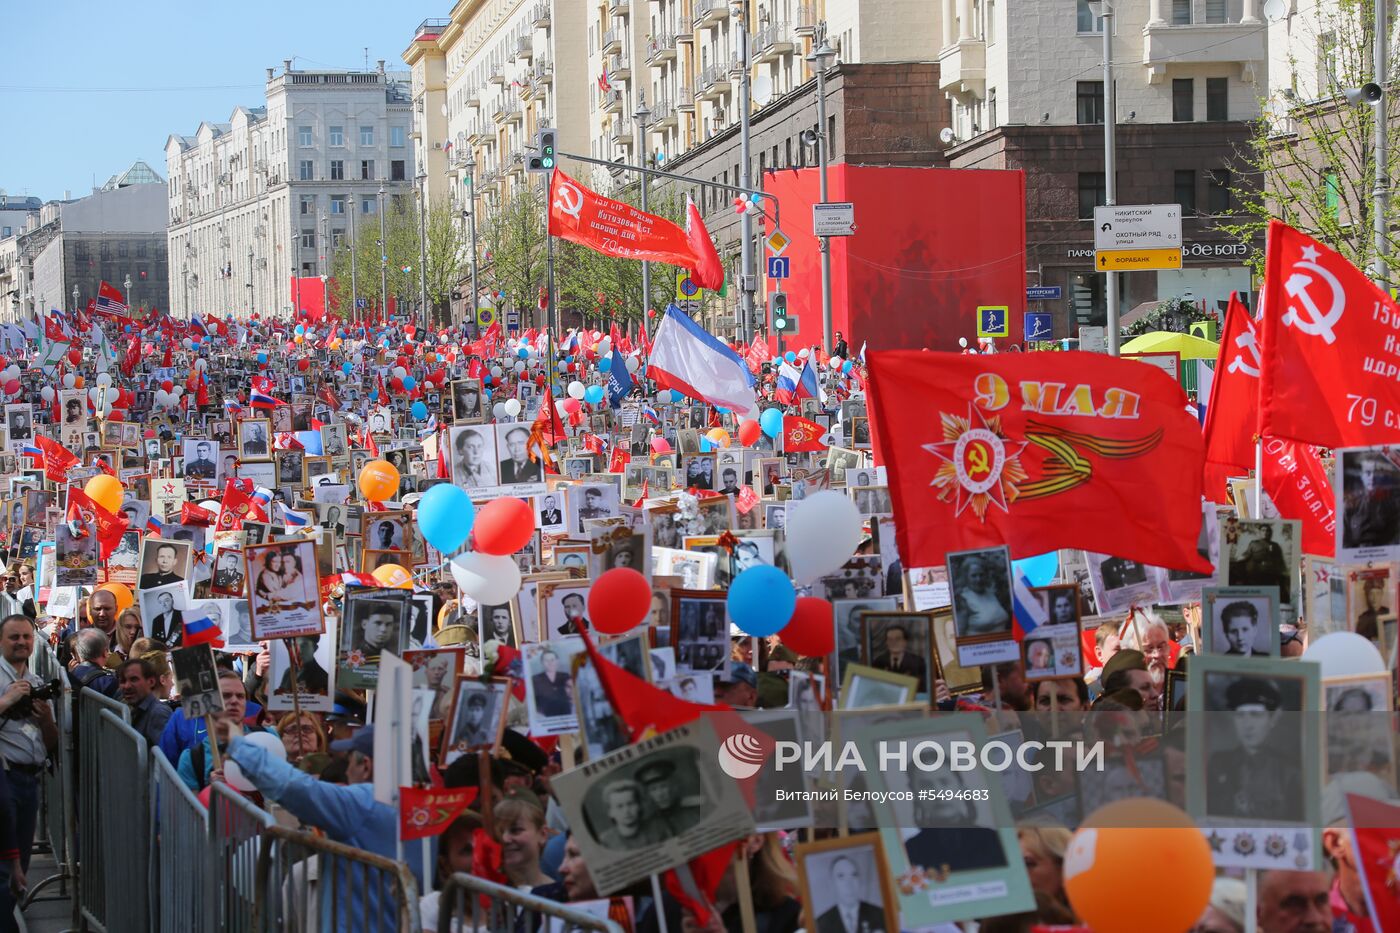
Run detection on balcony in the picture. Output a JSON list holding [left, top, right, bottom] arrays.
[[515, 35, 533, 61], [609, 0, 627, 15], [794, 3, 818, 35], [609, 53, 631, 80], [488, 62, 506, 85], [728, 52, 747, 79], [676, 86, 695, 111], [698, 63, 729, 99], [464, 86, 480, 107], [938, 38, 985, 96], [647, 32, 678, 63], [532, 1, 550, 28], [600, 88, 624, 113], [534, 58, 553, 83], [415, 18, 451, 40], [611, 118, 635, 145], [602, 29, 622, 55], [652, 97, 677, 128], [754, 22, 793, 62], [1142, 17, 1266, 84], [694, 0, 725, 27], [493, 95, 522, 124]]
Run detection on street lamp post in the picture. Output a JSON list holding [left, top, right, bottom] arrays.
[[635, 93, 653, 320], [292, 221, 302, 319], [349, 191, 359, 327], [72, 284, 79, 314], [378, 183, 388, 323], [123, 274, 132, 314], [807, 37, 837, 353], [246, 247, 254, 318], [1088, 1, 1119, 355], [1375, 0, 1390, 289], [416, 168, 429, 332], [464, 154, 480, 330], [732, 1, 756, 342]]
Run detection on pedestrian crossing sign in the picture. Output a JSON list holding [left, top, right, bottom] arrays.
[[977, 305, 1010, 338]]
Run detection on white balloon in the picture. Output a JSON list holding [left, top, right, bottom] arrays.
[[172, 386, 183, 397], [514, 361, 526, 374], [96, 373, 113, 387], [556, 399, 571, 417], [449, 552, 522, 604], [625, 356, 640, 373], [798, 348, 810, 358], [959, 337, 969, 348], [40, 387, 54, 403], [656, 390, 671, 404], [784, 491, 865, 585], [1301, 632, 1386, 678], [194, 358, 208, 371], [393, 366, 407, 379], [492, 402, 508, 419], [2, 367, 17, 382], [504, 398, 521, 417], [567, 380, 586, 400], [224, 731, 287, 792], [62, 373, 76, 389], [88, 388, 100, 403], [490, 366, 503, 379]]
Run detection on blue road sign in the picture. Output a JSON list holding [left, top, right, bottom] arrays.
[[355, 298, 369, 308], [1024, 311, 1053, 341], [767, 256, 791, 279], [977, 305, 1009, 338], [1026, 286, 1062, 301]]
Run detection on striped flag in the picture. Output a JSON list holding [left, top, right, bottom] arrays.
[[1010, 570, 1048, 640], [95, 281, 128, 316], [145, 515, 164, 536], [279, 504, 313, 528]]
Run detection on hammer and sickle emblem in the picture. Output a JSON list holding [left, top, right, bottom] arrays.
[[1226, 328, 1261, 378], [553, 182, 583, 220], [1282, 259, 1345, 344], [966, 444, 990, 477]]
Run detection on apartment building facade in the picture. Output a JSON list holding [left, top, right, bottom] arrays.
[[165, 63, 415, 319]]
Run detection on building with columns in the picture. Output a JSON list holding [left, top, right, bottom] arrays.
[[165, 62, 415, 319]]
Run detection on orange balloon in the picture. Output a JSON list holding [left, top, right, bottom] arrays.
[[97, 582, 134, 615], [357, 459, 400, 502], [705, 427, 732, 448], [371, 563, 413, 589], [1064, 798, 1213, 933], [74, 375, 85, 389], [84, 474, 124, 513]]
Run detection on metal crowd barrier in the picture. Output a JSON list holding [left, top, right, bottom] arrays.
[[150, 748, 210, 933], [82, 708, 149, 932], [75, 687, 133, 932], [439, 872, 626, 933], [254, 824, 421, 932], [211, 780, 275, 930], [22, 678, 75, 913]]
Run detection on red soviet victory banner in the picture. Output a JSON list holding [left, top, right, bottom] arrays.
[[1259, 437, 1337, 557], [1260, 218, 1400, 447], [1201, 293, 1261, 503], [548, 168, 702, 271], [1346, 793, 1400, 931], [782, 415, 826, 452], [865, 350, 1211, 571]]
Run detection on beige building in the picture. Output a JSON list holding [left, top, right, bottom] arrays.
[[166, 63, 415, 319]]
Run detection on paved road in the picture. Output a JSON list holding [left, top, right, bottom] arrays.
[[16, 849, 73, 933]]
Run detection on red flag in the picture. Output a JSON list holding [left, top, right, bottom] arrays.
[[35, 436, 78, 483], [782, 415, 827, 453], [1201, 294, 1261, 503], [1347, 793, 1400, 931], [180, 502, 217, 527], [93, 458, 116, 477], [1260, 438, 1337, 557], [744, 334, 768, 375], [65, 486, 129, 560], [216, 480, 256, 531], [399, 786, 479, 841], [684, 195, 724, 290], [196, 371, 209, 409], [866, 350, 1210, 571], [1260, 218, 1400, 447], [548, 168, 707, 272], [608, 446, 630, 473], [735, 485, 761, 515]]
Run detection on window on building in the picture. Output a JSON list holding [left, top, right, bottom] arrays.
[[1207, 169, 1233, 213], [360, 126, 374, 146], [384, 159, 401, 181], [1076, 0, 1104, 32], [1078, 172, 1106, 219], [1319, 33, 1338, 89], [330, 196, 346, 215], [988, 88, 998, 128], [1206, 78, 1228, 120], [1077, 82, 1104, 124], [1, 227, 9, 238], [1325, 173, 1340, 216], [137, 242, 147, 258], [300, 195, 314, 215], [1175, 169, 1197, 214], [1172, 0, 1192, 24], [331, 160, 345, 180], [330, 126, 344, 147], [361, 197, 377, 215], [301, 229, 315, 249], [298, 126, 313, 147], [299, 160, 314, 181], [1205, 0, 1228, 23], [332, 229, 345, 248], [391, 126, 405, 148], [1172, 79, 1194, 121], [361, 160, 375, 180], [986, 0, 996, 42]]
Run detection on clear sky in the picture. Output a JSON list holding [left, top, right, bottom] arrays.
[[2, 1, 428, 202]]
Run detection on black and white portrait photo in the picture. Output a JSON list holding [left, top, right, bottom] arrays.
[[496, 423, 542, 485], [1338, 446, 1400, 561], [833, 597, 899, 683], [794, 836, 898, 933], [1222, 517, 1300, 625], [140, 582, 188, 646], [451, 379, 484, 423], [245, 539, 324, 640], [524, 637, 583, 736], [673, 592, 728, 676], [268, 622, 337, 713], [1202, 672, 1305, 822], [862, 612, 932, 694], [181, 439, 219, 481], [238, 418, 272, 462], [137, 537, 193, 590], [448, 425, 499, 489], [569, 483, 620, 532], [947, 546, 1017, 665], [337, 588, 412, 688], [1202, 586, 1279, 657], [535, 492, 565, 534], [1088, 551, 1163, 615], [539, 581, 592, 639], [478, 602, 517, 648], [442, 679, 507, 764], [4, 405, 32, 447]]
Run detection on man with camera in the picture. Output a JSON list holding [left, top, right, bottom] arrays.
[[0, 614, 57, 916]]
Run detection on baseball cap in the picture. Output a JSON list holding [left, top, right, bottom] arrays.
[[727, 661, 757, 688], [329, 725, 374, 758]]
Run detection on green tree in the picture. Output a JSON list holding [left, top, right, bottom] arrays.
[[477, 186, 549, 324], [329, 200, 467, 325], [1223, 0, 1400, 275]]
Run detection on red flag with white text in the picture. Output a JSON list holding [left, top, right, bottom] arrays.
[[1259, 437, 1337, 557], [1201, 294, 1261, 503], [866, 350, 1210, 571], [548, 168, 708, 272]]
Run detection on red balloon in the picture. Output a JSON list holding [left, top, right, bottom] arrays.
[[389, 376, 404, 392], [161, 380, 174, 393], [779, 597, 836, 656], [588, 568, 653, 635], [472, 498, 536, 556], [67, 348, 82, 365], [563, 398, 582, 414], [737, 419, 762, 446], [297, 358, 311, 372], [3, 380, 17, 395]]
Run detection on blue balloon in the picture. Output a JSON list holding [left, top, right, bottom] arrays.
[[342, 362, 353, 375], [295, 324, 306, 335], [842, 361, 854, 374], [584, 384, 605, 405], [1012, 551, 1059, 588], [403, 376, 417, 391], [417, 484, 474, 553], [483, 374, 492, 385], [784, 351, 797, 363], [517, 348, 529, 359], [699, 437, 714, 452], [598, 356, 613, 371], [760, 408, 783, 439], [411, 400, 428, 420], [726, 566, 796, 637]]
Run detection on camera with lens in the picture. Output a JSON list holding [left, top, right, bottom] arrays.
[[4, 679, 60, 721]]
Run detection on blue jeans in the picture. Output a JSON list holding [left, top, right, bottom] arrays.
[[0, 768, 38, 933]]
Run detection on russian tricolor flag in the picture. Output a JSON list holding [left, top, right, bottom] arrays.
[[646, 304, 755, 416], [1010, 571, 1048, 640], [279, 504, 313, 528], [183, 613, 224, 649], [775, 362, 805, 405], [145, 515, 164, 536], [249, 390, 285, 409], [19, 445, 41, 460]]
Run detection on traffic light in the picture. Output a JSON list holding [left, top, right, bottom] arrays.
[[527, 127, 557, 173], [770, 291, 789, 333]]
